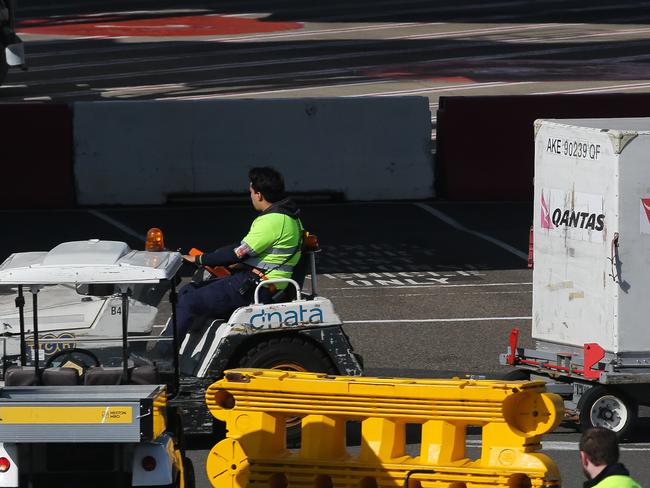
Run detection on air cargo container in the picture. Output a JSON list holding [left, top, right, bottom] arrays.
[[502, 117, 650, 437]]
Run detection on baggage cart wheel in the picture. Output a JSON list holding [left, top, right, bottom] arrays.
[[578, 385, 637, 438]]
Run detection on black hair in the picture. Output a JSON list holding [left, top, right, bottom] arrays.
[[249, 167, 286, 203], [579, 427, 619, 466]]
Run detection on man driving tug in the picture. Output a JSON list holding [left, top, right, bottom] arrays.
[[170, 167, 303, 347]]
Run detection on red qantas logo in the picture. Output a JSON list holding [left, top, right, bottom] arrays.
[[541, 193, 553, 229], [642, 199, 650, 223]]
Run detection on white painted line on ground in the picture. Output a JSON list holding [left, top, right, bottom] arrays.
[[206, 80, 526, 100], [330, 290, 531, 298], [334, 282, 532, 290], [389, 22, 570, 40], [413, 203, 528, 261], [346, 316, 531, 324], [465, 439, 650, 451], [211, 21, 424, 42], [350, 81, 536, 98], [87, 209, 146, 241], [536, 81, 650, 96]]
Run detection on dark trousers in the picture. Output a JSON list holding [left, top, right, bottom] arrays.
[[162, 271, 272, 350]]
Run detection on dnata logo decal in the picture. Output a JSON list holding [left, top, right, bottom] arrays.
[[250, 304, 324, 328]]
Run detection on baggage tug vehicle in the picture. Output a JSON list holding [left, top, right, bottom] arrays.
[[0, 230, 362, 485]]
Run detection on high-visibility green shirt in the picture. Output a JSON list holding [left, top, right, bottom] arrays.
[[242, 212, 302, 288], [592, 475, 641, 488]]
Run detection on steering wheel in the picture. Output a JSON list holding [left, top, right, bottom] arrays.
[[44, 348, 101, 374]]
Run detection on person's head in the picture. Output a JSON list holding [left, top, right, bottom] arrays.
[[248, 167, 285, 211], [579, 427, 619, 480]]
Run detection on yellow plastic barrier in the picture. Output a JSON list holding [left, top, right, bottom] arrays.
[[206, 369, 563, 488]]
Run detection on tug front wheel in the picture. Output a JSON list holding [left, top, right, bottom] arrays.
[[578, 385, 637, 439]]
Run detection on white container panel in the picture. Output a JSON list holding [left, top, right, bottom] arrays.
[[533, 122, 619, 352], [616, 134, 650, 352]]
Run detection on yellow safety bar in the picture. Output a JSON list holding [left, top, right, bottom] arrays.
[[206, 369, 563, 488]]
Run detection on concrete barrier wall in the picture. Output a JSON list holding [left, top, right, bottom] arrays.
[[436, 94, 650, 201], [0, 104, 74, 208], [74, 98, 433, 205]]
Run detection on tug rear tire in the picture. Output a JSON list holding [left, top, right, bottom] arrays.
[[237, 336, 337, 374], [237, 336, 337, 446], [578, 385, 637, 439]]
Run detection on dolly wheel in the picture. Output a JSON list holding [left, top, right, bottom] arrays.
[[502, 368, 531, 381], [579, 386, 637, 439]]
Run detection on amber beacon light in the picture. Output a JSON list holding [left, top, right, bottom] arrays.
[[145, 228, 165, 252]]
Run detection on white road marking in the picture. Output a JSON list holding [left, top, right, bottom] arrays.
[[203, 80, 527, 100], [537, 81, 650, 95], [349, 81, 536, 97], [388, 22, 572, 41], [413, 203, 528, 261], [346, 316, 531, 324], [465, 439, 650, 451], [211, 22, 425, 42], [87, 210, 146, 241], [334, 282, 532, 290], [330, 290, 530, 298]]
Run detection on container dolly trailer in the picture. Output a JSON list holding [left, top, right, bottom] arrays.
[[502, 117, 650, 438]]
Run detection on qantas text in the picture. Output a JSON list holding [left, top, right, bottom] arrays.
[[551, 209, 605, 231]]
